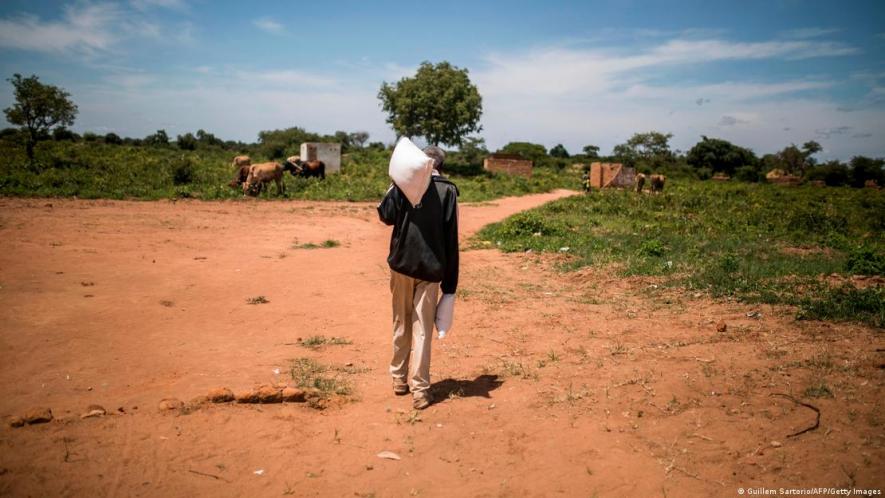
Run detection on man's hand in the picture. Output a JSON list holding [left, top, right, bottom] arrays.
[[435, 293, 455, 338]]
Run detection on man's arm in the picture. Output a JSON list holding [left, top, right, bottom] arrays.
[[377, 184, 400, 226], [441, 188, 459, 294]]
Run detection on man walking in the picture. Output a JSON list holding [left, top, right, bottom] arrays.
[[377, 145, 459, 410]]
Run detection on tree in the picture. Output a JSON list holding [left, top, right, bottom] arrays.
[[769, 142, 821, 176], [802, 140, 822, 159], [176, 132, 197, 150], [144, 129, 169, 146], [104, 132, 122, 145], [257, 126, 321, 158], [53, 127, 80, 142], [458, 136, 488, 165], [195, 129, 223, 147], [613, 131, 673, 169], [498, 142, 547, 162], [582, 145, 600, 159], [849, 156, 885, 188], [349, 131, 369, 149], [334, 130, 353, 151], [4, 74, 78, 162], [686, 136, 758, 177], [806, 160, 850, 186], [549, 144, 570, 158], [378, 61, 482, 146]]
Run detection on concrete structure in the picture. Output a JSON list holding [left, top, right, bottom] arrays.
[[300, 143, 342, 174], [589, 162, 635, 189], [483, 153, 533, 177]]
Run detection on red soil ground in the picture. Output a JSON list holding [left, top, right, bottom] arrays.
[[0, 191, 882, 497]]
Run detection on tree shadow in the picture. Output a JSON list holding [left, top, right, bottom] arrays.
[[430, 374, 503, 405]]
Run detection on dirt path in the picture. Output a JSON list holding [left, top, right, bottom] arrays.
[[0, 191, 882, 497]]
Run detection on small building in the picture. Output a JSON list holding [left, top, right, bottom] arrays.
[[589, 162, 635, 189], [765, 169, 801, 186], [300, 143, 342, 174], [483, 153, 533, 177]]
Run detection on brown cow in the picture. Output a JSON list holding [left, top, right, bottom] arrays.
[[243, 162, 284, 196], [284, 155, 325, 179], [231, 155, 251, 169], [228, 164, 251, 189], [635, 173, 646, 192], [650, 174, 666, 193]]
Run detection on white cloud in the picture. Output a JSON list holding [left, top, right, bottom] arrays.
[[472, 35, 878, 159], [238, 69, 338, 88], [0, 2, 121, 55], [781, 27, 840, 39], [0, 2, 195, 57], [253, 18, 284, 35]]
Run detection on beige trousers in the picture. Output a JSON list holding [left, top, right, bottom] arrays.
[[389, 270, 439, 399]]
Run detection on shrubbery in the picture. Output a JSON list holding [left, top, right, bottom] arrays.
[[477, 180, 885, 327]]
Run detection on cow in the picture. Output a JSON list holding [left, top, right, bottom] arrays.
[[283, 155, 326, 179], [635, 173, 646, 193], [231, 155, 251, 169], [243, 162, 285, 196], [650, 174, 666, 193], [228, 164, 252, 189]]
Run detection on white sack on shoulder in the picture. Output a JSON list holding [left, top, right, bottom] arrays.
[[389, 137, 434, 207], [435, 293, 455, 338]]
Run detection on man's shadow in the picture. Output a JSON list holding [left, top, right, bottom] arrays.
[[430, 374, 503, 405]]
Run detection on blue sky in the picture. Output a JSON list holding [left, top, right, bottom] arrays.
[[0, 0, 883, 160]]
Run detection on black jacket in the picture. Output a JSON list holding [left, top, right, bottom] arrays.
[[377, 175, 459, 294]]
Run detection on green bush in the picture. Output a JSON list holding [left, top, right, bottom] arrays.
[[477, 180, 885, 327], [798, 285, 885, 328], [638, 239, 665, 257], [735, 165, 761, 182], [695, 167, 713, 180], [171, 156, 196, 185], [498, 211, 564, 237], [845, 246, 885, 276]]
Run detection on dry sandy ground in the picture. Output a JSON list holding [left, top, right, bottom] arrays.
[[0, 191, 882, 497]]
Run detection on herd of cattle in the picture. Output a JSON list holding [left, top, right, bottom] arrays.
[[228, 155, 325, 196]]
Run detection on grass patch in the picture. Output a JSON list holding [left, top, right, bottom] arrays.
[[293, 239, 341, 249], [298, 335, 353, 349], [803, 381, 834, 399], [487, 359, 537, 380], [246, 295, 269, 305], [476, 180, 884, 327], [289, 358, 352, 398]]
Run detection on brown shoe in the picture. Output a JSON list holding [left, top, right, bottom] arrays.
[[413, 394, 432, 410], [393, 384, 409, 396]]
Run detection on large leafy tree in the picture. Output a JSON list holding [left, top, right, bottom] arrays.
[[378, 61, 482, 146], [4, 73, 78, 162], [549, 144, 570, 158], [686, 136, 758, 176], [769, 141, 822, 176], [582, 145, 600, 159], [498, 142, 547, 162], [612, 131, 673, 169]]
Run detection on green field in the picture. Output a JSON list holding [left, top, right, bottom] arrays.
[[476, 181, 885, 327], [0, 141, 578, 203]]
